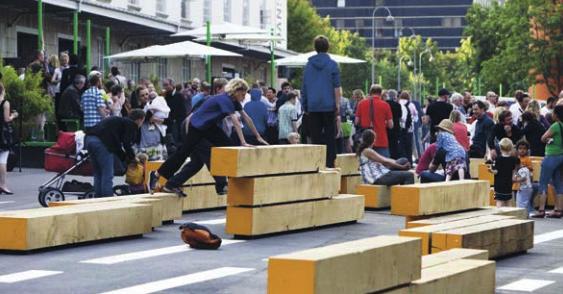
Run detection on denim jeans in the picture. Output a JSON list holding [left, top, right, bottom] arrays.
[[539, 154, 563, 195], [85, 135, 114, 197], [419, 171, 446, 183], [516, 188, 534, 213], [373, 147, 390, 158], [373, 171, 415, 186]]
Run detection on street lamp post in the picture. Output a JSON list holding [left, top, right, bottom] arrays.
[[371, 6, 394, 85], [418, 48, 433, 102], [397, 55, 411, 91]]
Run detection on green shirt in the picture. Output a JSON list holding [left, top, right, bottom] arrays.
[[546, 122, 563, 156]]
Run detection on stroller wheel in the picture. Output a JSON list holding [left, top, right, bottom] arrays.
[[83, 190, 96, 199], [38, 188, 65, 207]]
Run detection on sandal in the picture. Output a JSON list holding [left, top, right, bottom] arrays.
[[546, 210, 562, 219], [531, 210, 546, 218]]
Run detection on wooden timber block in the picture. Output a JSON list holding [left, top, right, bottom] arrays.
[[48, 193, 182, 225], [469, 158, 485, 179], [268, 236, 421, 294], [340, 175, 361, 194], [431, 219, 534, 258], [50, 197, 162, 228], [406, 207, 528, 229], [389, 259, 496, 294], [334, 153, 359, 176], [227, 170, 340, 206], [421, 248, 489, 269], [210, 144, 326, 177], [181, 185, 226, 211], [0, 202, 153, 251], [399, 215, 514, 255], [226, 194, 364, 236], [478, 163, 494, 186], [489, 187, 495, 206], [145, 160, 215, 187], [390, 180, 489, 216], [531, 160, 541, 182], [356, 184, 391, 209]]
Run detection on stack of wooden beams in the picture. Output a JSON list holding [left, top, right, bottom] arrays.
[[211, 145, 364, 238], [145, 160, 226, 212]]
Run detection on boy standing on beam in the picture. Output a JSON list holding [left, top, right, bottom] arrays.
[[148, 78, 268, 196]]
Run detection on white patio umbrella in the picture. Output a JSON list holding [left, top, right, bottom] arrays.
[[275, 51, 366, 67], [172, 22, 267, 37], [194, 34, 285, 43], [106, 40, 242, 60]]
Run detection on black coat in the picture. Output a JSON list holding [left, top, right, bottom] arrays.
[[521, 119, 546, 156]]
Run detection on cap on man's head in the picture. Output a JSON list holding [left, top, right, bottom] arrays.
[[438, 88, 450, 97]]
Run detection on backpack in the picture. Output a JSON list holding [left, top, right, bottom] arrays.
[[179, 222, 222, 250], [404, 101, 412, 131]]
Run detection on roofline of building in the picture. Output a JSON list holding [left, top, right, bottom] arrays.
[[41, 0, 190, 33]]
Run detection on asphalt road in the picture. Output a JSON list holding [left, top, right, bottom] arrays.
[[1, 169, 563, 293]]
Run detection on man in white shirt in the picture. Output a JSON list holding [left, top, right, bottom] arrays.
[[509, 90, 530, 125], [486, 91, 498, 115], [540, 96, 557, 117]]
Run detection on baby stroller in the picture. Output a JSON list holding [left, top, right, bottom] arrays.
[[38, 132, 126, 207]]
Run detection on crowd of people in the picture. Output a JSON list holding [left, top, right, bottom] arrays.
[[3, 38, 563, 218]]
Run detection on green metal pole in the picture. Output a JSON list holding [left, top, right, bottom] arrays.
[[38, 0, 43, 50], [435, 78, 439, 96], [73, 12, 79, 55], [270, 28, 275, 87], [478, 77, 481, 96], [378, 75, 382, 86], [105, 27, 110, 75], [499, 83, 503, 98], [365, 79, 368, 94], [206, 21, 211, 84], [86, 19, 91, 72]]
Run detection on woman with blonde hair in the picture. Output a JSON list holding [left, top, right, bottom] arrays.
[[525, 100, 550, 129], [47, 54, 61, 97], [148, 78, 268, 196], [449, 110, 470, 151]]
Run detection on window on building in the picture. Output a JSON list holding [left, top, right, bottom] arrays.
[[156, 0, 165, 12], [129, 62, 139, 83], [224, 0, 231, 22], [128, 0, 139, 5], [375, 0, 385, 6], [181, 0, 189, 19], [337, 0, 345, 7], [157, 58, 167, 79], [97, 38, 104, 70], [335, 19, 345, 28], [182, 58, 192, 82], [260, 0, 269, 29], [204, 0, 211, 22], [243, 0, 250, 26], [355, 19, 364, 29], [442, 17, 462, 27]]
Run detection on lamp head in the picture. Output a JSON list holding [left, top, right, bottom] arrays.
[[386, 15, 394, 22], [407, 60, 413, 67], [429, 55, 434, 62]]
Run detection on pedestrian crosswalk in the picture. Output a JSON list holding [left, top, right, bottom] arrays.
[[0, 270, 62, 283], [534, 229, 563, 244], [100, 267, 254, 294], [81, 239, 245, 265], [498, 279, 555, 292], [174, 218, 226, 225]]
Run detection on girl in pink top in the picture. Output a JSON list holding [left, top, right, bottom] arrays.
[[450, 110, 470, 151]]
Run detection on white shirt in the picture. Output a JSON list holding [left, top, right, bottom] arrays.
[[517, 167, 532, 190], [399, 99, 419, 132], [509, 103, 524, 125], [540, 106, 551, 116]]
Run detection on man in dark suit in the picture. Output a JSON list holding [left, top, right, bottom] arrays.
[[386, 89, 402, 159]]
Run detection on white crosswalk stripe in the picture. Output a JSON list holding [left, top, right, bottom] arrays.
[[100, 267, 254, 294], [548, 266, 563, 274], [497, 278, 555, 292], [174, 218, 226, 225], [80, 240, 244, 265], [534, 229, 563, 244], [0, 270, 63, 283]]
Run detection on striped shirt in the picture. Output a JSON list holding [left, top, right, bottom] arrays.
[[81, 87, 105, 128], [359, 154, 390, 184]]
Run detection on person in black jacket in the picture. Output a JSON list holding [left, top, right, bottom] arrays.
[[520, 111, 546, 156], [162, 78, 187, 149], [58, 75, 85, 130], [84, 109, 145, 197], [487, 110, 523, 159], [60, 54, 84, 93], [385, 89, 402, 159]]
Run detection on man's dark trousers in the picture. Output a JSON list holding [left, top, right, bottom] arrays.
[[308, 112, 336, 168]]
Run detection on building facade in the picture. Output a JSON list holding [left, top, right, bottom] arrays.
[[310, 0, 474, 50], [0, 0, 288, 84]]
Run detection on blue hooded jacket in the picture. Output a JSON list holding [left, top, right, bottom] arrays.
[[301, 53, 341, 112], [243, 89, 268, 136]]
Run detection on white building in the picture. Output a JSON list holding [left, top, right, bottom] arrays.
[[0, 0, 289, 84]]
